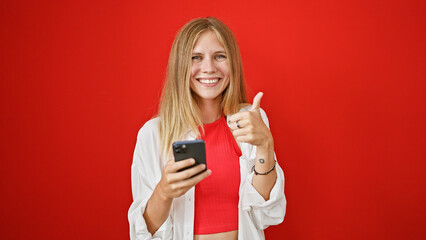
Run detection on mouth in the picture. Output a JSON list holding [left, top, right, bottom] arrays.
[[196, 77, 222, 87]]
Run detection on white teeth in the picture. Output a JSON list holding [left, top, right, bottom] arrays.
[[199, 78, 219, 84]]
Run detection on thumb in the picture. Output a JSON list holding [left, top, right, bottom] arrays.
[[250, 92, 263, 112]]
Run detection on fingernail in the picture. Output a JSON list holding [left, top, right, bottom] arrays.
[[201, 164, 206, 169], [207, 170, 212, 175]]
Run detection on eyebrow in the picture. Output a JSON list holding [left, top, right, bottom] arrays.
[[192, 50, 227, 55]]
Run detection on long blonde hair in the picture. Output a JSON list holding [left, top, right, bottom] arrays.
[[158, 17, 248, 159]]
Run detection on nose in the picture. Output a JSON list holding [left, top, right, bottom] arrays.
[[201, 58, 216, 73]]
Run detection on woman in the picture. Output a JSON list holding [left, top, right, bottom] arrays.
[[128, 17, 286, 240]]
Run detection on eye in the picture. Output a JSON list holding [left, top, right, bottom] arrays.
[[192, 55, 202, 60], [216, 54, 227, 60]]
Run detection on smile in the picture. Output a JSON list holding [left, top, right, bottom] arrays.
[[198, 78, 220, 83], [196, 78, 222, 86]]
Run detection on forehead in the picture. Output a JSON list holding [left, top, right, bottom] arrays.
[[192, 31, 225, 53]]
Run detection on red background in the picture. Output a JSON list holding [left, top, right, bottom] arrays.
[[1, 0, 425, 239]]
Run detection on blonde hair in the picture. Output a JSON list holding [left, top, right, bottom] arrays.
[[158, 17, 248, 159]]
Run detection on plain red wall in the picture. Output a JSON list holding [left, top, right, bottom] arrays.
[[1, 0, 425, 239]]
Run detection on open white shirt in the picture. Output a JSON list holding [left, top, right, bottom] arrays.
[[128, 107, 286, 240]]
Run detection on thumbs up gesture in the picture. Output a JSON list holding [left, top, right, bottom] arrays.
[[250, 92, 263, 112], [228, 92, 274, 148]]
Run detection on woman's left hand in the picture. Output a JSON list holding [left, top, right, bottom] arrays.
[[228, 92, 274, 148]]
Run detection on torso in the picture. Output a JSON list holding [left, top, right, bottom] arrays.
[[194, 230, 238, 240], [194, 116, 241, 235]]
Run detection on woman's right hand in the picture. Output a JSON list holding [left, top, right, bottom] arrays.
[[144, 158, 210, 234], [157, 158, 211, 200]]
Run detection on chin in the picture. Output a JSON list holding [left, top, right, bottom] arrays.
[[197, 93, 222, 100]]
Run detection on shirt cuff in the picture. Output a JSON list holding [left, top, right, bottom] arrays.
[[241, 164, 285, 211], [132, 198, 173, 239]]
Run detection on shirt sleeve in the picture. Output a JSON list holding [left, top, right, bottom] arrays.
[[240, 107, 287, 230], [128, 119, 173, 240]]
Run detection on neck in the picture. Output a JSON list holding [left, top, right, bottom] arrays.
[[195, 95, 223, 124]]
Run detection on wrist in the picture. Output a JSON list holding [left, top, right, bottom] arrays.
[[252, 160, 276, 175], [258, 137, 274, 152], [155, 185, 173, 203]]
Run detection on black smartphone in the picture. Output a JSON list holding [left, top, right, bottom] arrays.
[[173, 140, 207, 174]]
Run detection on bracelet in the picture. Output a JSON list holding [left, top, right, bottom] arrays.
[[252, 160, 276, 175]]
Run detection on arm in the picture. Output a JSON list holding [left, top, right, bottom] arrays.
[[228, 93, 286, 230], [128, 120, 171, 240], [243, 108, 286, 229], [240, 161, 286, 230], [229, 92, 277, 200], [238, 108, 286, 230], [143, 185, 173, 235], [252, 140, 277, 200], [144, 159, 210, 234], [128, 119, 211, 239]]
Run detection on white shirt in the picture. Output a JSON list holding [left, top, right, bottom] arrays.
[[128, 107, 286, 240]]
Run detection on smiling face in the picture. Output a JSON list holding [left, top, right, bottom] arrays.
[[190, 31, 230, 102]]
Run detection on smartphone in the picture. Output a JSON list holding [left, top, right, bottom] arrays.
[[173, 140, 207, 174]]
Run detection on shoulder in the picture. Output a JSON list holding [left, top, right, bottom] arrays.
[[137, 117, 160, 141], [133, 117, 163, 172]]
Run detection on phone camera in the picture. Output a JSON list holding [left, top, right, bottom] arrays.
[[175, 144, 187, 153]]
